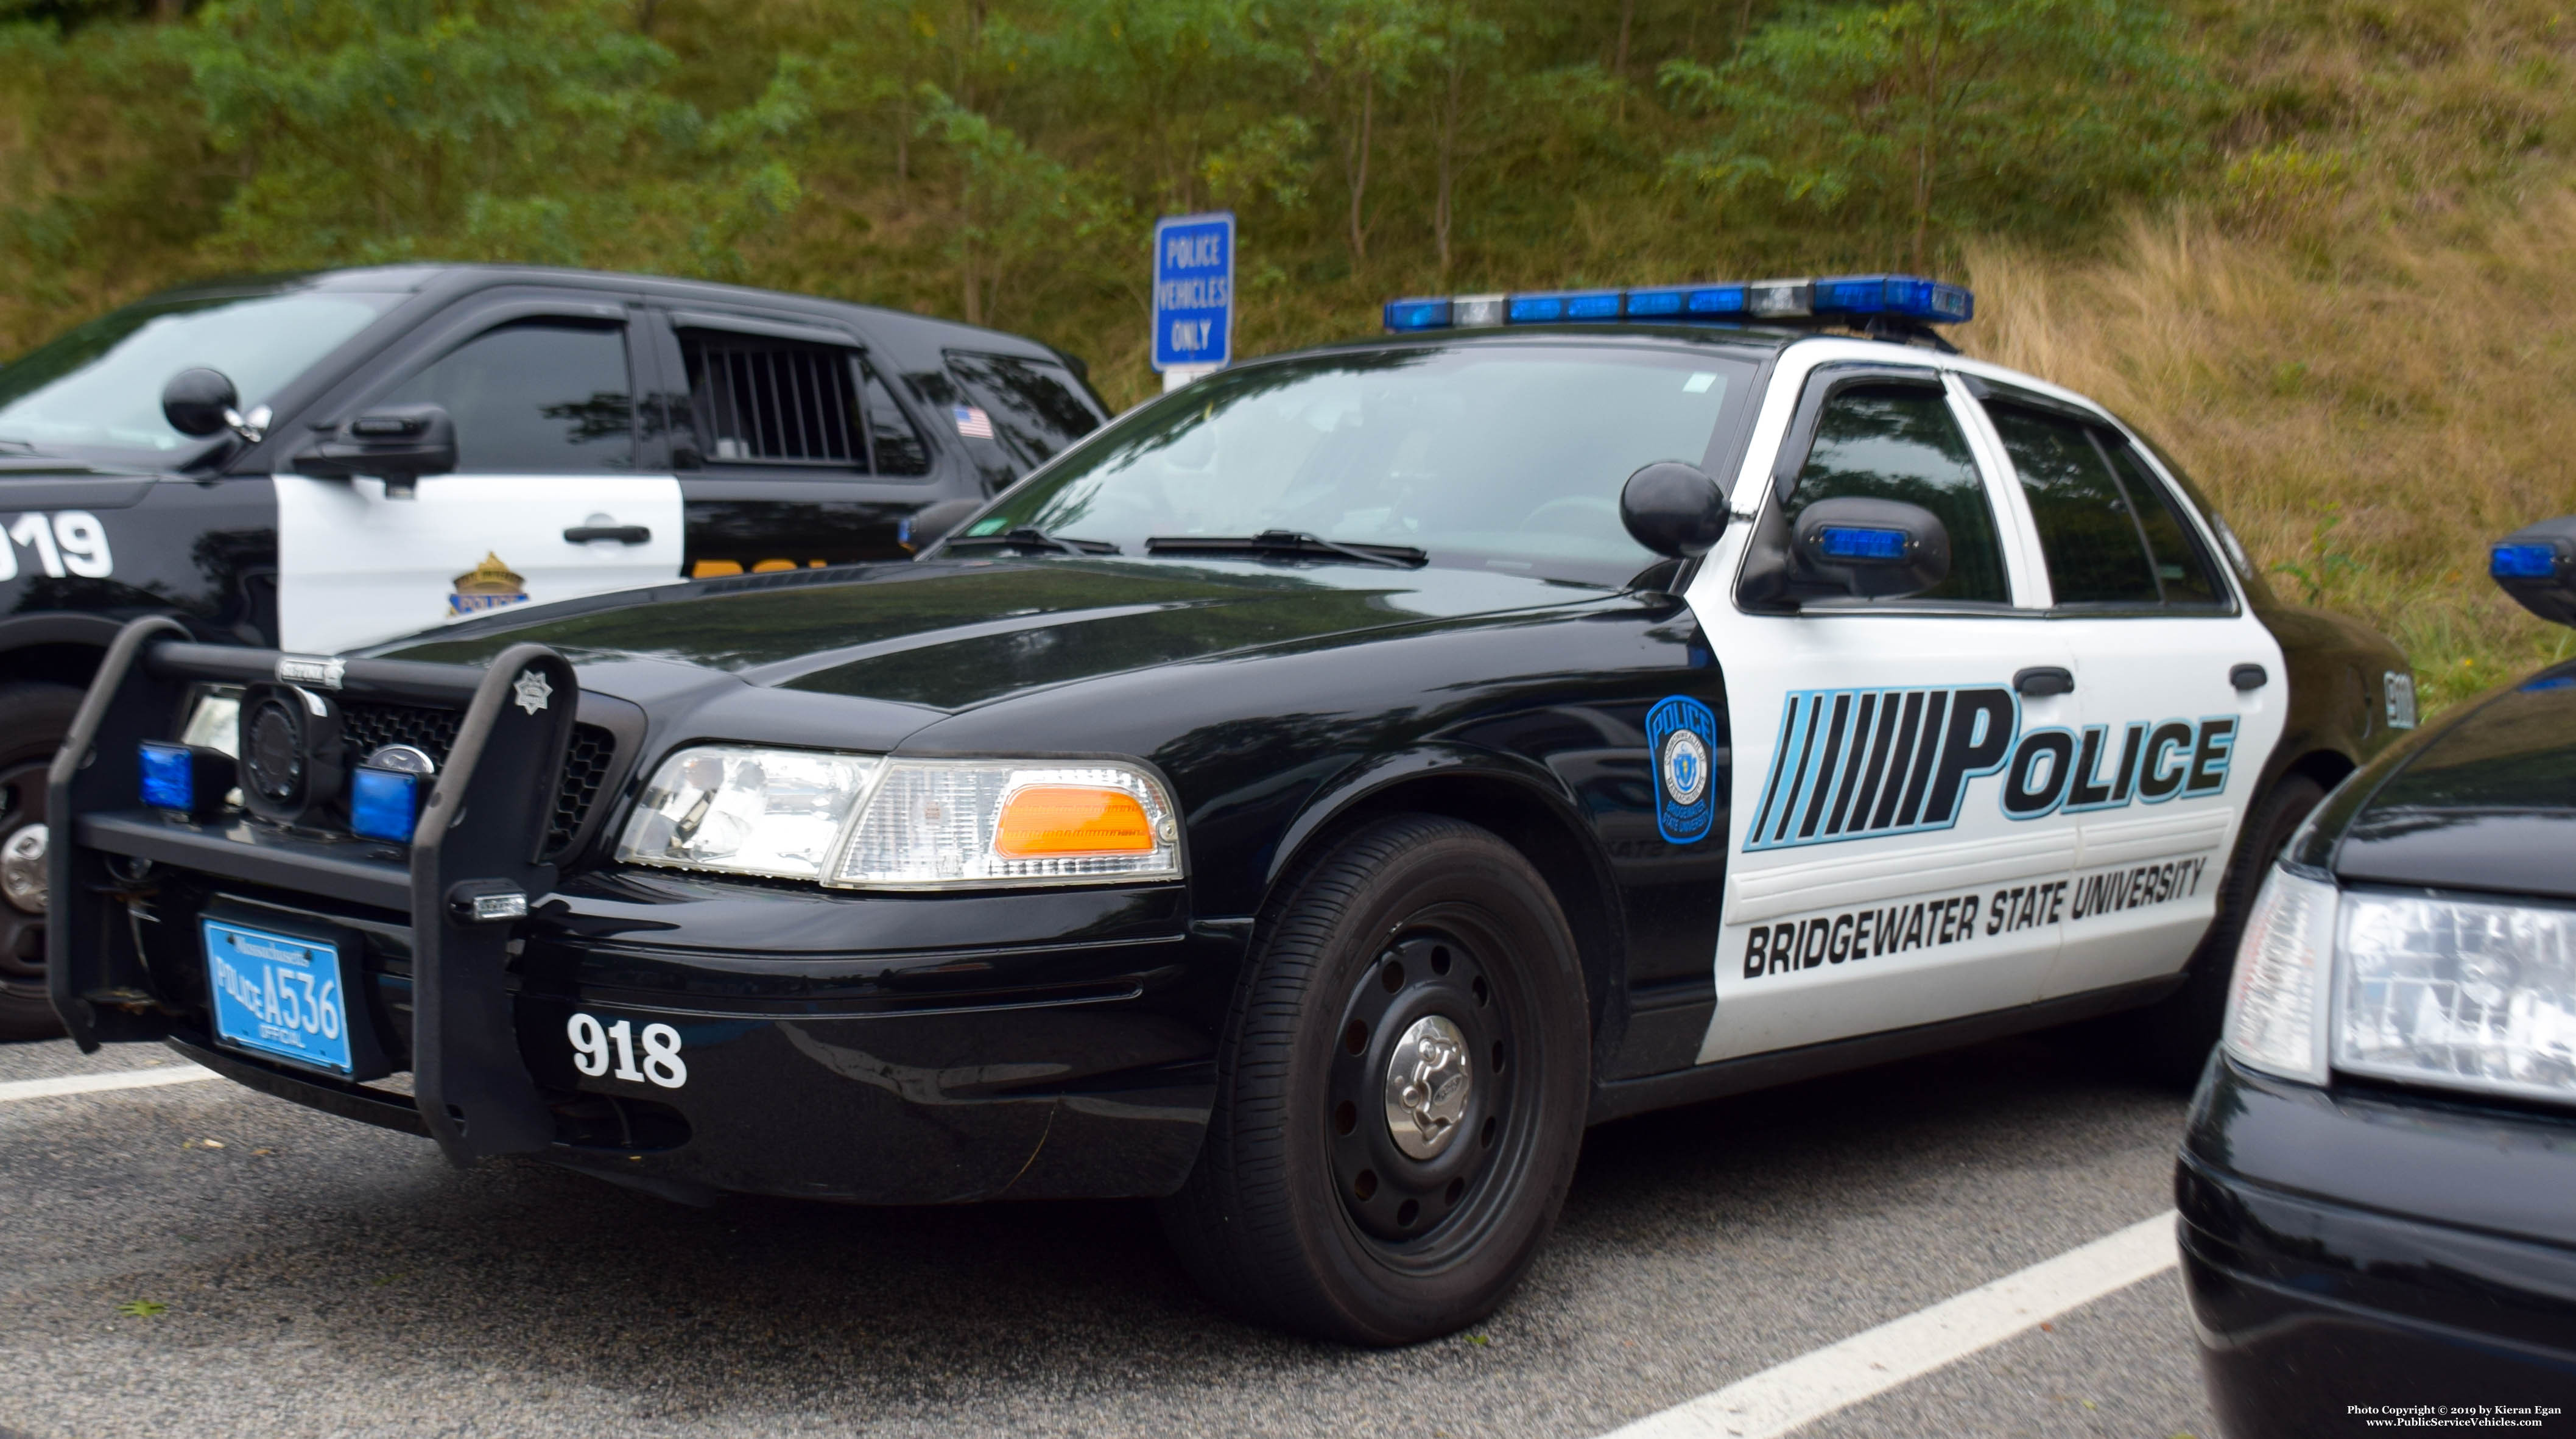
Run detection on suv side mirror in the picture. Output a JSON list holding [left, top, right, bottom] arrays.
[[1619, 461, 1729, 558], [2493, 515, 2576, 627], [294, 404, 459, 499], [1792, 496, 1951, 600], [162, 367, 270, 442]]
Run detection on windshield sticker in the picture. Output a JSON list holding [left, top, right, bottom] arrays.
[[1745, 684, 2235, 852], [1646, 694, 1719, 845]]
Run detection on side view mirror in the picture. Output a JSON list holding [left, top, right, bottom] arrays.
[[1791, 496, 1951, 600], [2492, 515, 2576, 627], [1619, 461, 1729, 558], [903, 498, 985, 554], [293, 404, 458, 499], [162, 367, 269, 443]]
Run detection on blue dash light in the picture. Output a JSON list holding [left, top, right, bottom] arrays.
[[1816, 526, 1910, 562], [349, 765, 424, 843], [2492, 543, 2558, 579]]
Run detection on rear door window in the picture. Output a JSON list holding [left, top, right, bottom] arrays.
[[677, 328, 931, 477], [942, 351, 1104, 471], [1988, 401, 2224, 608]]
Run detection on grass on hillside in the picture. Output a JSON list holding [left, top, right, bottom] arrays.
[[1964, 194, 2576, 715]]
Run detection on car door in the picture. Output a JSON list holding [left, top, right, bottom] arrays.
[[649, 308, 946, 577], [272, 298, 684, 654], [1690, 357, 2080, 1062], [1960, 379, 2287, 999]]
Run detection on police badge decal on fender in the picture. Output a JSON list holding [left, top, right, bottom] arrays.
[[1646, 694, 1718, 845]]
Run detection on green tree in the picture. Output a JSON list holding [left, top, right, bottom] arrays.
[[171, 0, 802, 275], [1661, 0, 2205, 269]]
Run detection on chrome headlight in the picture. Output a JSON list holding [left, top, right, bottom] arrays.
[[615, 747, 1182, 890], [829, 760, 1180, 888], [2335, 892, 2576, 1102], [616, 746, 880, 881], [2222, 865, 2337, 1085]]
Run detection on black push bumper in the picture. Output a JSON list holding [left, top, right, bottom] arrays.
[[51, 621, 1224, 1203], [2176, 1057, 2576, 1435]]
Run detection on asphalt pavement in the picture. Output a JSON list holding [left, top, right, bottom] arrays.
[[0, 1029, 2217, 1439]]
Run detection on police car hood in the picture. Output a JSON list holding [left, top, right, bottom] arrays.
[[376, 555, 1602, 717], [2330, 661, 2576, 901]]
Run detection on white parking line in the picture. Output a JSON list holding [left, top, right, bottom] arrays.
[[1598, 1211, 2180, 1439], [0, 1064, 218, 1104]]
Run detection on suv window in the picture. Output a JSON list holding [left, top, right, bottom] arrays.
[[1787, 382, 2010, 604], [1988, 403, 2223, 607], [680, 331, 931, 477], [943, 351, 1103, 468], [379, 321, 633, 473]]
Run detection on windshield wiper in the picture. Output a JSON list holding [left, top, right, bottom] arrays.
[[1144, 530, 1427, 569], [0, 437, 41, 454], [942, 527, 1120, 556]]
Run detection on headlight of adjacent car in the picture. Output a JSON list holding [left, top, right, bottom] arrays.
[[2335, 891, 2576, 1102], [616, 747, 1181, 889], [2222, 865, 2338, 1085], [617, 746, 881, 881]]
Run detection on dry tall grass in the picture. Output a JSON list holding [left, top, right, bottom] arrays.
[[1963, 192, 2576, 712]]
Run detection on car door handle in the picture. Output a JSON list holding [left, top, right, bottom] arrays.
[[2231, 663, 2269, 691], [2013, 666, 2075, 697], [564, 525, 651, 545]]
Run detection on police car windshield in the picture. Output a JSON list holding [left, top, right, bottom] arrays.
[[961, 343, 1757, 586], [0, 290, 398, 458]]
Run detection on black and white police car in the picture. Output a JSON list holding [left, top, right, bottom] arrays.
[[53, 275, 2409, 1343], [2181, 517, 2576, 1432], [0, 264, 1106, 1036]]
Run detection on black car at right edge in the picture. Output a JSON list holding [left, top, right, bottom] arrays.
[[2181, 515, 2576, 1432]]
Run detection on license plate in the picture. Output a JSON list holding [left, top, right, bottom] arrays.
[[204, 918, 354, 1075]]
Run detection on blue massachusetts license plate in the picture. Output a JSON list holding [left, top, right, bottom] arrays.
[[205, 918, 354, 1075]]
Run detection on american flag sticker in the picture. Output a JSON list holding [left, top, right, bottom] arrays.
[[954, 404, 995, 439]]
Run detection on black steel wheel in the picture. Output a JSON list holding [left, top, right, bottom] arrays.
[[1159, 812, 1588, 1345], [0, 681, 81, 1041]]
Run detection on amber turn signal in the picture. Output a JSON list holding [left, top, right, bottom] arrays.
[[993, 785, 1157, 857]]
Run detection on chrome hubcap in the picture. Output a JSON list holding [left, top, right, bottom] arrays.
[[1, 823, 44, 915], [1382, 1014, 1470, 1159]]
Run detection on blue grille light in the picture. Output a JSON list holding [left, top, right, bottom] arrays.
[[2492, 543, 2558, 579], [349, 765, 423, 843], [1378, 276, 1973, 332], [139, 742, 195, 812], [1817, 526, 1910, 561]]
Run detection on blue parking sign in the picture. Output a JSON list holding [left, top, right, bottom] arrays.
[[1152, 212, 1234, 371]]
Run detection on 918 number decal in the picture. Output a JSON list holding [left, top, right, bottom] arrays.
[[566, 1012, 688, 1088]]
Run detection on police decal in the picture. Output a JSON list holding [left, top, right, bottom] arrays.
[[1746, 683, 2238, 851], [1645, 694, 1719, 845]]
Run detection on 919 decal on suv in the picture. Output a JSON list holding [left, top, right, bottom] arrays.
[[566, 1013, 688, 1088]]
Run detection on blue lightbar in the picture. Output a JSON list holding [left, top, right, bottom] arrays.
[[2493, 543, 2558, 579], [1382, 274, 1971, 333], [1816, 526, 1910, 561], [139, 742, 195, 812], [349, 765, 423, 843]]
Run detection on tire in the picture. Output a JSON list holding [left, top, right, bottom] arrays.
[[0, 681, 80, 1042], [1158, 813, 1591, 1345], [2129, 771, 2330, 1086]]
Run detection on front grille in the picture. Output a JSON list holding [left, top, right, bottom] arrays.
[[340, 702, 614, 860]]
